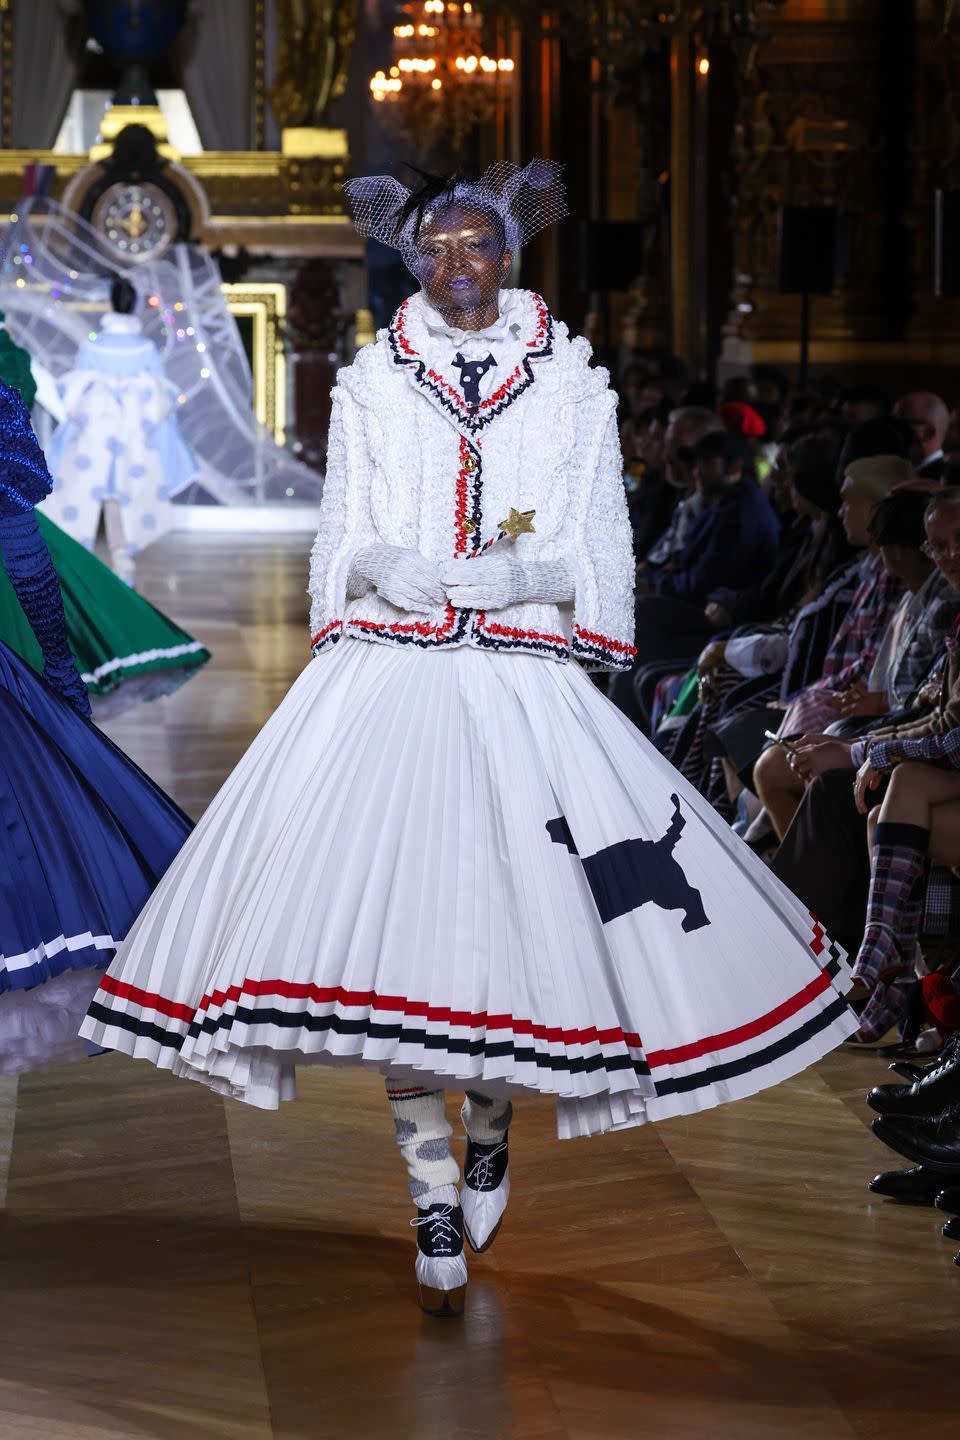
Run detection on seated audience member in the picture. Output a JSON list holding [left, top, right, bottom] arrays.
[[770, 488, 960, 958], [894, 391, 950, 481], [703, 427, 849, 632], [838, 384, 891, 426], [681, 380, 718, 410], [839, 490, 960, 720], [614, 431, 779, 731], [661, 430, 854, 806], [848, 720, 960, 1042], [646, 430, 779, 605], [834, 414, 915, 484], [748, 364, 789, 439], [943, 406, 960, 466], [687, 452, 906, 822], [754, 456, 916, 838], [619, 366, 675, 553], [719, 401, 766, 440], [619, 363, 669, 458], [642, 406, 724, 569], [720, 401, 773, 485]]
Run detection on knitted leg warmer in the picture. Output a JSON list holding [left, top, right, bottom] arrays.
[[385, 1081, 460, 1206], [461, 1091, 513, 1145], [853, 822, 930, 990]]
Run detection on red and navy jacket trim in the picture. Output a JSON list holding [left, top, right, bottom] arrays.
[[387, 293, 554, 434], [571, 625, 636, 670]]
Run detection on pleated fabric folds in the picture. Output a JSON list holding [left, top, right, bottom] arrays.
[[0, 640, 191, 1074], [81, 641, 856, 1136]]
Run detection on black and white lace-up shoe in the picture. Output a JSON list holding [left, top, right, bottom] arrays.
[[411, 1202, 468, 1317], [461, 1137, 510, 1254]]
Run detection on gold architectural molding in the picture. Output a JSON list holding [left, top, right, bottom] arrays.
[[0, 143, 361, 259], [253, 0, 267, 150], [269, 0, 358, 130], [223, 282, 287, 443], [90, 104, 179, 161]]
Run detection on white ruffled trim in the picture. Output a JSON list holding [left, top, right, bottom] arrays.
[[80, 639, 207, 685]]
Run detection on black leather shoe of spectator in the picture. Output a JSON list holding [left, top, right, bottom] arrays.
[[872, 1107, 960, 1173], [888, 1037, 959, 1083], [935, 1186, 960, 1216], [888, 1061, 927, 1082], [867, 1048, 960, 1118], [941, 1216, 960, 1240], [868, 1166, 945, 1204]]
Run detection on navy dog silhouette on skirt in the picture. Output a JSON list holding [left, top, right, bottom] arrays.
[[546, 793, 710, 933]]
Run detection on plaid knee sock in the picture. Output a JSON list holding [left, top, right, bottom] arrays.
[[461, 1091, 512, 1145], [385, 1081, 460, 1205], [856, 977, 912, 1043], [853, 822, 930, 989]]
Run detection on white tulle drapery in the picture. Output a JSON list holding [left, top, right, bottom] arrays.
[[0, 198, 320, 503]]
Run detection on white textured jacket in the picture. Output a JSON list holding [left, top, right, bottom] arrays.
[[308, 287, 637, 671]]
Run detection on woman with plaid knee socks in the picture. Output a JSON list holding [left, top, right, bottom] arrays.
[[853, 732, 960, 1042]]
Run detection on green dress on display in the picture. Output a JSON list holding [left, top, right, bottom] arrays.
[[0, 316, 210, 710]]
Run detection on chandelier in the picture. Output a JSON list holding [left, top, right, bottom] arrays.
[[369, 2, 515, 148]]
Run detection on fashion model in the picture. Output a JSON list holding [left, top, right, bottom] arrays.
[[81, 163, 857, 1315]]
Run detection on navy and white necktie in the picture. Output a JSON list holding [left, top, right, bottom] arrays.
[[453, 352, 497, 406]]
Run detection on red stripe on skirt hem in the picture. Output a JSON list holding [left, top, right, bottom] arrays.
[[94, 965, 838, 1069]]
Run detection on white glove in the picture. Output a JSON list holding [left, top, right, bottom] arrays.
[[441, 552, 575, 612], [348, 545, 447, 613]]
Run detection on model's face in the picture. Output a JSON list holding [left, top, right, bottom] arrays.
[[417, 204, 512, 323]]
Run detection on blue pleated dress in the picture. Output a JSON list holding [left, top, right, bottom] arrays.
[[0, 379, 191, 1072]]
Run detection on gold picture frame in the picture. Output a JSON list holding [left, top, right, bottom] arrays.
[[222, 281, 287, 444]]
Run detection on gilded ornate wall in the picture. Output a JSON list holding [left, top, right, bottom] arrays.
[[723, 0, 960, 378]]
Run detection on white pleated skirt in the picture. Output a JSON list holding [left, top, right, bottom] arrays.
[[80, 639, 857, 1138]]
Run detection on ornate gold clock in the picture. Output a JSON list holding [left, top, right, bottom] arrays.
[[88, 181, 180, 263]]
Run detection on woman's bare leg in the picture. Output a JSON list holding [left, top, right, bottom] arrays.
[[754, 744, 805, 841], [877, 761, 960, 831]]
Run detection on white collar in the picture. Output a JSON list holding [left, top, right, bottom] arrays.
[[416, 289, 522, 350], [101, 313, 142, 335]]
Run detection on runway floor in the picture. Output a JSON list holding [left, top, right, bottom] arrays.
[[1, 534, 956, 1440]]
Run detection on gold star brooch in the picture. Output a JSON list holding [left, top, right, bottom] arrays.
[[497, 508, 537, 542]]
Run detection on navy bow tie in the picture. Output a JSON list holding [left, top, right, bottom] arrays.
[[453, 351, 497, 406]]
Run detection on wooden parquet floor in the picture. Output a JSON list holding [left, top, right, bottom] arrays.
[[1, 534, 956, 1440]]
